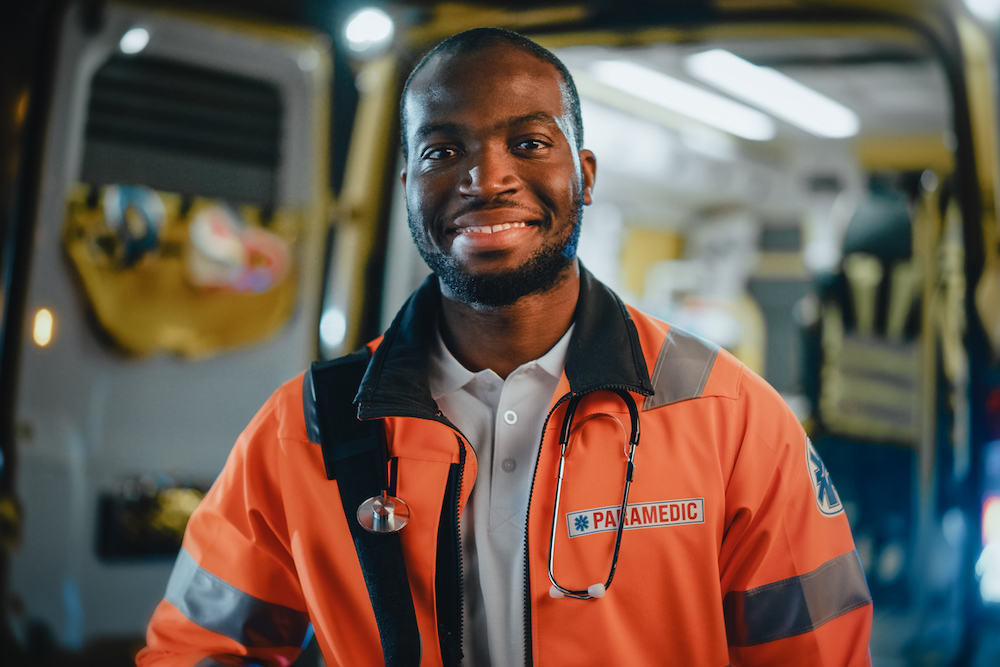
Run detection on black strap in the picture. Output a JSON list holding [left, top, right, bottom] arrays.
[[309, 352, 421, 667]]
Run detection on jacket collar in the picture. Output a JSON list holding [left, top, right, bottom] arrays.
[[355, 264, 653, 421]]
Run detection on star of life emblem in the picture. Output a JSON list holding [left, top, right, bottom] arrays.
[[806, 436, 843, 516]]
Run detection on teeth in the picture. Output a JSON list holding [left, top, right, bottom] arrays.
[[460, 222, 528, 234]]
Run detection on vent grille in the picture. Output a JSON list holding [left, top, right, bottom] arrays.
[[82, 55, 282, 205]]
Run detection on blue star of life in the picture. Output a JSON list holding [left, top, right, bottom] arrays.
[[574, 515, 589, 532], [806, 437, 843, 516]]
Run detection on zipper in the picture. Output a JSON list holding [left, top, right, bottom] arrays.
[[521, 384, 646, 666], [453, 432, 467, 664], [434, 418, 470, 667]]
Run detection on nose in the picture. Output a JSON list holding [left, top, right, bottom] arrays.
[[458, 146, 518, 200]]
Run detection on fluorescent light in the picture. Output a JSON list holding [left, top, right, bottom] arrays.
[[686, 49, 859, 139], [590, 60, 776, 142], [345, 8, 394, 53], [966, 0, 1000, 21], [119, 27, 150, 55]]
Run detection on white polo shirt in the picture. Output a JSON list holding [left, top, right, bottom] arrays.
[[429, 324, 573, 667]]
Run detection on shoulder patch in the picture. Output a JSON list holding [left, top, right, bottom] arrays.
[[806, 436, 843, 516]]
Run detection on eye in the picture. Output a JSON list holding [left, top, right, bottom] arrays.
[[514, 138, 548, 151], [421, 146, 460, 161]]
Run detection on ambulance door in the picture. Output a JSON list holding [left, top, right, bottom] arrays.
[[1, 1, 330, 658]]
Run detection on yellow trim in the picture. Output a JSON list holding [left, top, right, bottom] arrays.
[[536, 22, 928, 51], [336, 56, 404, 351], [404, 3, 590, 49], [855, 135, 954, 173]]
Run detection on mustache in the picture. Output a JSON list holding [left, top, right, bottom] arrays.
[[446, 198, 548, 226]]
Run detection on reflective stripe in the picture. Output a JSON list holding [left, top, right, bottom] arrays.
[[643, 327, 719, 411], [724, 550, 871, 647], [166, 548, 310, 648]]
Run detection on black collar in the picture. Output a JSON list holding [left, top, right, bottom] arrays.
[[355, 264, 653, 421]]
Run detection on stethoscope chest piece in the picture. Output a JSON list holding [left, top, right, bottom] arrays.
[[358, 494, 410, 534]]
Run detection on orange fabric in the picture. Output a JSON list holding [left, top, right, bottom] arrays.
[[140, 307, 871, 667]]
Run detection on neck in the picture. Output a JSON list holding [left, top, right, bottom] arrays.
[[438, 262, 580, 379]]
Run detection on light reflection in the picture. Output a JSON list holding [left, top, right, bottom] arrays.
[[33, 308, 54, 347], [320, 308, 347, 349], [119, 27, 150, 55]]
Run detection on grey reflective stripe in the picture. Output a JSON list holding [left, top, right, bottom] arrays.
[[303, 369, 321, 445], [166, 548, 310, 648], [724, 550, 872, 647], [643, 327, 719, 411]]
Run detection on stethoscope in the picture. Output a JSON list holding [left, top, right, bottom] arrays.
[[356, 387, 641, 602], [547, 388, 640, 600]]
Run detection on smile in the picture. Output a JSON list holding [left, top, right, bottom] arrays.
[[456, 222, 529, 235]]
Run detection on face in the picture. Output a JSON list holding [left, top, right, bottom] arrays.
[[401, 44, 596, 308]]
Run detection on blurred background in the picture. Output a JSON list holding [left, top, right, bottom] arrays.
[[3, 0, 1000, 664]]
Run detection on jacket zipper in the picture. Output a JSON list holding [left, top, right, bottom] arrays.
[[453, 432, 467, 665], [522, 384, 646, 667]]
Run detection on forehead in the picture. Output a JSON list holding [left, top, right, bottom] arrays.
[[404, 44, 568, 134]]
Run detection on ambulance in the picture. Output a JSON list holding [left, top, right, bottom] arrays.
[[2, 0, 999, 664]]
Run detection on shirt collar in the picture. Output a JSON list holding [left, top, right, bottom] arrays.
[[429, 322, 575, 402]]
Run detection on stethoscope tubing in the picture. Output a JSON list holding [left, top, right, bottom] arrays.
[[547, 387, 641, 600]]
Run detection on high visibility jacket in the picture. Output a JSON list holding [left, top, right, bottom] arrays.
[[139, 268, 872, 667]]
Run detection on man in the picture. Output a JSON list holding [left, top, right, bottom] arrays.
[[139, 28, 872, 666]]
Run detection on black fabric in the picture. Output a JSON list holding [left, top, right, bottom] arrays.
[[309, 352, 421, 667]]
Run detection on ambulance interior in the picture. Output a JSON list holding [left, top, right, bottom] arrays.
[[6, 3, 996, 665]]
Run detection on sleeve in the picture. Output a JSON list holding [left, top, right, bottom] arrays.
[[136, 389, 311, 667], [720, 368, 873, 667]]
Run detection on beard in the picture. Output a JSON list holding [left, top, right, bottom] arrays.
[[409, 197, 583, 309]]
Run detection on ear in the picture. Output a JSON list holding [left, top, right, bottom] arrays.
[[579, 149, 596, 205]]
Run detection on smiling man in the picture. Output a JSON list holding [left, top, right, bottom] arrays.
[[139, 28, 872, 667]]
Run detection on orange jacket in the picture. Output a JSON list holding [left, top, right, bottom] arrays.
[[139, 269, 872, 666]]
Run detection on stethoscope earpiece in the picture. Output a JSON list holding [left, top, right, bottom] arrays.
[[357, 494, 410, 534]]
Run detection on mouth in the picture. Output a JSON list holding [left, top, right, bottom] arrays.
[[447, 206, 541, 238], [455, 221, 530, 235]]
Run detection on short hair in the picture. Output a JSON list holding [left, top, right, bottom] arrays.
[[399, 27, 584, 161]]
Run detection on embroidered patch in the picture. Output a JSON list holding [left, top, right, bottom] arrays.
[[806, 436, 843, 516], [566, 499, 705, 538]]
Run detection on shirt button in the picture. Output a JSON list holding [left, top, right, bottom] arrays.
[[501, 458, 517, 473], [503, 410, 518, 425]]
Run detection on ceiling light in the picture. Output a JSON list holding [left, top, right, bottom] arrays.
[[686, 49, 860, 139], [345, 8, 394, 54], [589, 60, 776, 141], [966, 0, 1000, 21], [119, 27, 150, 55]]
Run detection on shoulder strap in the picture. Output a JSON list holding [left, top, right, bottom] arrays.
[[309, 351, 422, 667]]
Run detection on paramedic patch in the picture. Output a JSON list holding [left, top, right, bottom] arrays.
[[566, 499, 705, 538], [806, 436, 843, 516]]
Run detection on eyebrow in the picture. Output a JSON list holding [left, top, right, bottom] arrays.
[[412, 113, 561, 146]]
